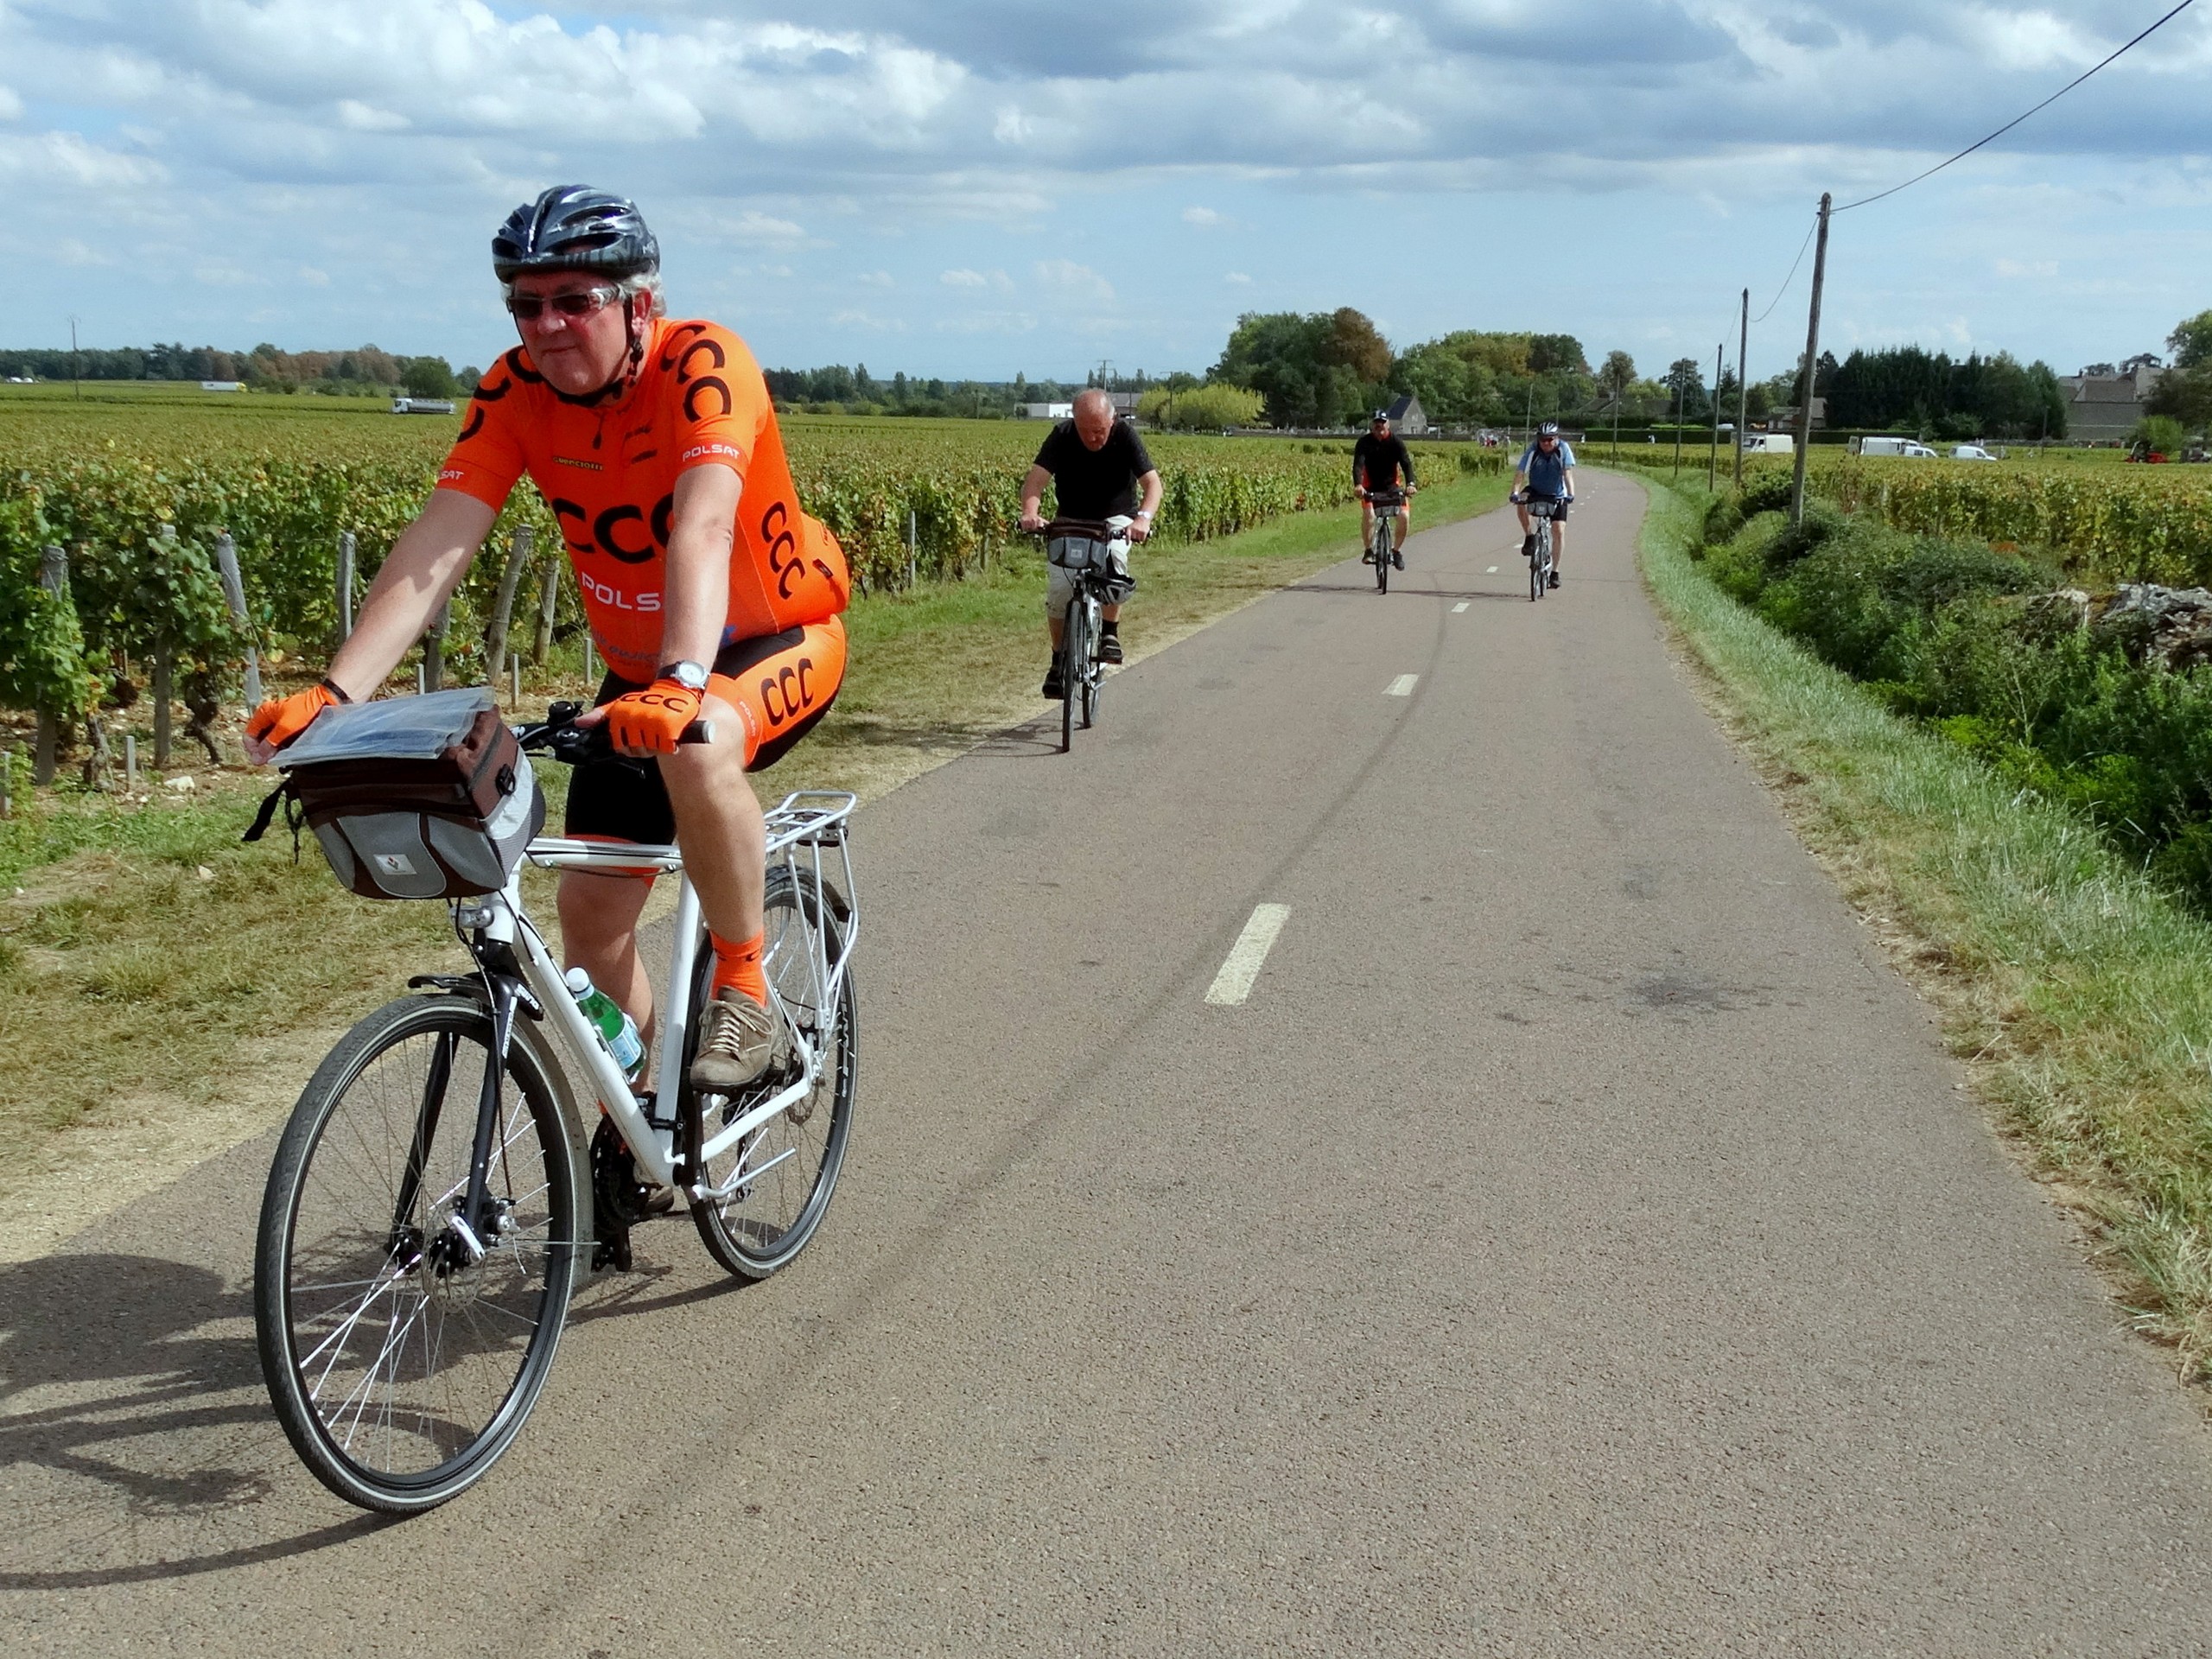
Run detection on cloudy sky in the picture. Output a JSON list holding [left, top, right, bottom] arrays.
[[6, 0, 2209, 381]]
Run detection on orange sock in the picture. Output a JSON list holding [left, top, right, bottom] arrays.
[[708, 930, 768, 1005]]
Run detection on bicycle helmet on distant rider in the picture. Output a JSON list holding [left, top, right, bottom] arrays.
[[493, 186, 659, 283], [1371, 409, 1392, 423]]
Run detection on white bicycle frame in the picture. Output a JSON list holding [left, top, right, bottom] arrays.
[[464, 789, 858, 1199]]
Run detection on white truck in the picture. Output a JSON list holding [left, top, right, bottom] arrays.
[[1856, 435, 1939, 458]]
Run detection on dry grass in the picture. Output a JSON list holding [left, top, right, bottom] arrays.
[[1634, 474, 2212, 1389], [0, 470, 1508, 1255]]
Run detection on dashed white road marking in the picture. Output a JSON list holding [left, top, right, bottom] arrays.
[[1485, 566, 1498, 575], [1386, 673, 1418, 697], [1205, 904, 1291, 1007], [1452, 601, 1470, 613]]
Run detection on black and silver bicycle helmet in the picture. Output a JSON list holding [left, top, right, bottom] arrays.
[[1537, 420, 1560, 437], [493, 186, 658, 283]]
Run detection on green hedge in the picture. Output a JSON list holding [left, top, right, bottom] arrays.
[[1685, 480, 2212, 912]]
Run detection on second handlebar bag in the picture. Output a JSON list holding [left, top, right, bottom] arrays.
[[246, 687, 545, 900]]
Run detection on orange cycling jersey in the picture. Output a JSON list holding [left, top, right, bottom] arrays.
[[437, 317, 849, 682]]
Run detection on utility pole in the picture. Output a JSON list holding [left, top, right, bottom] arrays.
[[1671, 375, 1684, 480], [1735, 287, 1750, 489], [1789, 193, 1833, 526], [69, 316, 81, 400], [1707, 342, 1723, 491]]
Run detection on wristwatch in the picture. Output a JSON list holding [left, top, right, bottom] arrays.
[[658, 659, 709, 693]]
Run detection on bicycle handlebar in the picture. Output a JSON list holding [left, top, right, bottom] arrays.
[[1031, 518, 1119, 540], [518, 701, 714, 764]]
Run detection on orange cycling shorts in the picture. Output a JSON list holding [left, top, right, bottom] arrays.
[[564, 617, 847, 849]]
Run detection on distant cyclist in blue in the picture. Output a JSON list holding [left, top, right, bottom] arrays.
[[1514, 420, 1577, 589]]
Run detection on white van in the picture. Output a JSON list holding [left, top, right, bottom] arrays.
[[1948, 444, 2000, 462], [1857, 435, 1939, 458], [1740, 433, 1795, 455]]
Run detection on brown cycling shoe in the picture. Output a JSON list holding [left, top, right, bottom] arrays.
[[690, 989, 777, 1092]]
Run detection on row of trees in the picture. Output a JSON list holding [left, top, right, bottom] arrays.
[[1813, 346, 2069, 440], [0, 342, 475, 399], [1198, 308, 2075, 439], [2146, 309, 2212, 433]]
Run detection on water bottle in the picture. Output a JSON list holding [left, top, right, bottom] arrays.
[[564, 967, 645, 1082]]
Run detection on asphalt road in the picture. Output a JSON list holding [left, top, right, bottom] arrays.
[[10, 474, 2212, 1656]]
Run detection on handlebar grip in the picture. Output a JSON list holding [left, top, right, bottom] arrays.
[[678, 720, 715, 745]]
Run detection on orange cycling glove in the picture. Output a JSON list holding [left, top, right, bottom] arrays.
[[245, 679, 346, 753], [603, 678, 703, 755]]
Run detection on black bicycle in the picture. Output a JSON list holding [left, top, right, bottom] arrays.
[[1039, 518, 1128, 753], [1363, 488, 1410, 594]]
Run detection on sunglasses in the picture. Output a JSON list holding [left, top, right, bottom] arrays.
[[505, 285, 621, 322]]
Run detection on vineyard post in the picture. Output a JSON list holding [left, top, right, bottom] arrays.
[[124, 733, 138, 791], [0, 741, 10, 819], [153, 525, 175, 767], [481, 524, 535, 690], [33, 544, 67, 785], [906, 510, 917, 590], [336, 531, 356, 640], [533, 547, 562, 664], [424, 599, 449, 693], [213, 531, 262, 709]]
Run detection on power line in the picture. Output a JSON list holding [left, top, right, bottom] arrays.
[[1834, 0, 2198, 213], [1751, 215, 1819, 324]]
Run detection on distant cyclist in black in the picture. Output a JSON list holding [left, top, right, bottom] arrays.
[[1018, 388, 1164, 698], [1352, 409, 1416, 569]]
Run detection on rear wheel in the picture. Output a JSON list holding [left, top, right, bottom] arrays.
[[687, 869, 858, 1281], [256, 995, 580, 1514]]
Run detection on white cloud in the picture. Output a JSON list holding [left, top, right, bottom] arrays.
[[0, 130, 165, 189], [298, 264, 331, 286], [0, 86, 22, 123], [940, 267, 1014, 289], [1033, 257, 1114, 302], [56, 238, 112, 267], [336, 99, 409, 132], [1995, 257, 2058, 279], [855, 270, 894, 287], [1224, 270, 1253, 284], [1182, 205, 1222, 226], [828, 308, 904, 329]]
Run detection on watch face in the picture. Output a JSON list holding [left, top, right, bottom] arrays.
[[665, 661, 709, 691]]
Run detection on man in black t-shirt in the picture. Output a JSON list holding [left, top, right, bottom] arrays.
[[1019, 388, 1165, 697], [1351, 410, 1417, 569]]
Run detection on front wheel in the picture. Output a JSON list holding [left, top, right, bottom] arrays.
[[688, 869, 859, 1281], [1375, 519, 1391, 593], [1080, 597, 1102, 729], [256, 994, 581, 1514], [1060, 596, 1088, 753]]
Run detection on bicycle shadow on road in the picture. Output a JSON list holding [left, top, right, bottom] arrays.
[[0, 1251, 396, 1589]]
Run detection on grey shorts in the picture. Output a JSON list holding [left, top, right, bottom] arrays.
[[1045, 516, 1134, 616]]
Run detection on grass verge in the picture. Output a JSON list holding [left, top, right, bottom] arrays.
[[1630, 471, 2212, 1388], [0, 468, 1508, 1255]]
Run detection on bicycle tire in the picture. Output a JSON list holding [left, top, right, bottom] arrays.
[[1061, 595, 1086, 753], [256, 993, 581, 1515], [1375, 518, 1391, 593], [688, 868, 859, 1281], [1080, 595, 1101, 729]]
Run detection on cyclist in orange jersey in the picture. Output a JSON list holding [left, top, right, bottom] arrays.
[[248, 186, 849, 1101]]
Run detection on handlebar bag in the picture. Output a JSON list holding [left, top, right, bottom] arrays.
[[1046, 531, 1137, 603], [244, 687, 544, 899]]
